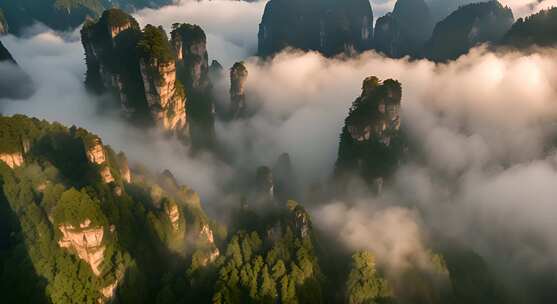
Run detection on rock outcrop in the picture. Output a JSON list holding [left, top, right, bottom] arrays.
[[171, 23, 216, 150], [81, 9, 143, 114], [258, 0, 374, 57], [83, 136, 115, 184], [374, 0, 435, 58], [424, 1, 514, 61], [229, 62, 248, 118], [82, 9, 189, 136], [138, 25, 188, 135], [0, 152, 24, 168], [335, 76, 404, 190], [58, 219, 106, 276]]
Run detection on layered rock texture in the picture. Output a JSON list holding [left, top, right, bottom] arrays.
[[424, 1, 514, 61], [171, 23, 216, 149], [83, 136, 117, 184], [82, 9, 188, 137], [258, 0, 374, 56], [0, 152, 23, 168], [229, 61, 248, 118], [374, 0, 435, 58], [336, 76, 403, 190], [58, 219, 106, 276]]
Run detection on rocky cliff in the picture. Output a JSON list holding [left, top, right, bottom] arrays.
[[229, 61, 248, 118], [82, 9, 188, 136], [0, 152, 23, 168], [424, 1, 514, 61], [171, 23, 216, 149], [58, 219, 106, 276], [374, 0, 434, 58], [258, 0, 374, 57], [138, 25, 188, 136], [335, 76, 403, 191], [83, 136, 116, 184]]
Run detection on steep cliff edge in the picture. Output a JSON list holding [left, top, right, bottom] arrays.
[[258, 0, 374, 57], [229, 61, 248, 119], [81, 9, 188, 136], [335, 76, 403, 191], [171, 23, 216, 150], [374, 0, 434, 58], [138, 25, 188, 136], [424, 1, 514, 61]]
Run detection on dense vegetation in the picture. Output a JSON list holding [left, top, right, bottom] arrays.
[[424, 1, 514, 61], [501, 7, 557, 48], [258, 0, 374, 56], [373, 0, 434, 58], [336, 77, 404, 188], [0, 0, 172, 34]]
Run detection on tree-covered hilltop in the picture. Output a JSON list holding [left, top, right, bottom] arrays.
[[335, 76, 404, 192], [0, 114, 221, 303], [0, 0, 173, 35], [82, 9, 189, 138], [424, 0, 514, 61], [501, 7, 557, 49]]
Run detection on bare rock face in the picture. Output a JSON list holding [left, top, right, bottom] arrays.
[[0, 152, 24, 169], [229, 62, 248, 118], [171, 23, 210, 92], [165, 202, 182, 232], [85, 137, 107, 165], [200, 224, 215, 244], [346, 76, 401, 144], [171, 23, 216, 150], [83, 136, 116, 184], [139, 58, 187, 134], [335, 76, 404, 190], [258, 0, 374, 57], [81, 9, 142, 112], [58, 219, 106, 276]]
